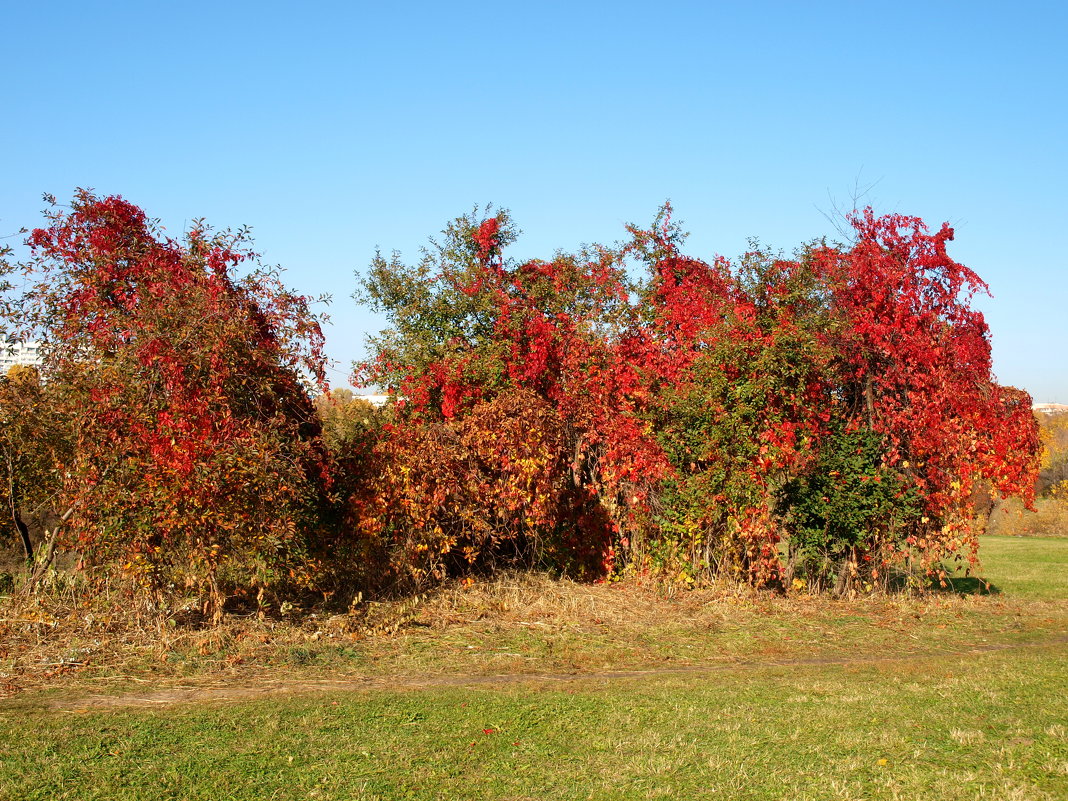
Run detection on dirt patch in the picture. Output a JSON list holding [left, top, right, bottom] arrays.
[[47, 633, 1068, 711]]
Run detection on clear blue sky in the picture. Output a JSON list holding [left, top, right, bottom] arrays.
[[2, 1, 1065, 401]]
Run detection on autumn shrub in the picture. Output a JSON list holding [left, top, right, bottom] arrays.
[[645, 210, 1040, 591], [633, 220, 835, 586], [780, 425, 924, 590], [353, 205, 1041, 593], [16, 191, 336, 622], [805, 212, 1038, 586], [3, 195, 1041, 613], [354, 209, 668, 585], [353, 391, 575, 590]]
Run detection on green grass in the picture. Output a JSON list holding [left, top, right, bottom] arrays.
[[2, 647, 1066, 800], [1, 535, 1065, 800], [964, 535, 1068, 600]]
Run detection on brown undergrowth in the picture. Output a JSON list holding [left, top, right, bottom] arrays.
[[2, 564, 1065, 703]]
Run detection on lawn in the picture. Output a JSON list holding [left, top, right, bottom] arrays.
[[0, 535, 1065, 800], [965, 535, 1068, 600]]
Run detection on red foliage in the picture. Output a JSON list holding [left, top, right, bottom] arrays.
[[23, 191, 333, 618], [356, 204, 1039, 589], [472, 218, 501, 262], [818, 209, 1040, 568], [358, 213, 671, 581], [630, 213, 835, 584]]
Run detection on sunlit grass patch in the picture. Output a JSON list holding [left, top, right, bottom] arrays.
[[962, 535, 1068, 600], [2, 645, 1066, 800]]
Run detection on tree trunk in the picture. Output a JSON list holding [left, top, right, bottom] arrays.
[[835, 547, 858, 597], [783, 543, 798, 589], [205, 569, 224, 626], [13, 509, 32, 563], [7, 470, 33, 562], [25, 503, 77, 592], [572, 438, 586, 491]]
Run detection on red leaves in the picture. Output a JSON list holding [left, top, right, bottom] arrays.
[[355, 211, 675, 582], [818, 208, 1039, 564], [23, 196, 1026, 601], [20, 191, 333, 618], [473, 217, 501, 262]]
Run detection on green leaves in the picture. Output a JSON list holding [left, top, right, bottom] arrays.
[[781, 425, 923, 560]]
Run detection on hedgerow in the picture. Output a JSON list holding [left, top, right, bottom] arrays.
[[1, 193, 1040, 617]]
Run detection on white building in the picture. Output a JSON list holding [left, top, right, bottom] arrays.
[[1033, 403, 1068, 416], [0, 341, 43, 373], [355, 393, 389, 407]]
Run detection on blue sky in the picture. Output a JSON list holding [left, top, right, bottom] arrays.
[[2, 1, 1065, 400]]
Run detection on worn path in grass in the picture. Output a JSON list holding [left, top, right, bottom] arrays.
[[54, 632, 1068, 710]]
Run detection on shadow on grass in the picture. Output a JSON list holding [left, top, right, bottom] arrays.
[[939, 575, 1001, 596]]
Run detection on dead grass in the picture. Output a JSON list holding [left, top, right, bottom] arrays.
[[987, 497, 1068, 537], [2, 558, 1066, 704]]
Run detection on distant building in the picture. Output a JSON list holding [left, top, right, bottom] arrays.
[[1033, 403, 1068, 416], [355, 393, 389, 407], [0, 341, 42, 373]]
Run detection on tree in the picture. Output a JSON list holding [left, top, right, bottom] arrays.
[[630, 211, 834, 585], [19, 191, 334, 621], [355, 208, 669, 582], [780, 210, 1039, 588]]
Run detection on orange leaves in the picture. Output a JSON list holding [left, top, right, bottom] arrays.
[[362, 390, 572, 585]]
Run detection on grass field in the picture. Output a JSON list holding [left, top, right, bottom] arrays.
[[1, 535, 1065, 800], [959, 535, 1068, 599]]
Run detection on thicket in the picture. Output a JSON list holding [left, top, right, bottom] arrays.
[[1037, 411, 1068, 498], [0, 192, 1041, 619]]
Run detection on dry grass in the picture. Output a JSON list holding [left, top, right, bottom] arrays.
[[2, 555, 1065, 703], [987, 497, 1068, 537], [413, 571, 733, 629]]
